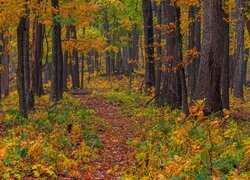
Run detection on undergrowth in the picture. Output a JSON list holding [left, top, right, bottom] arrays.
[[88, 76, 250, 179], [0, 92, 100, 179]]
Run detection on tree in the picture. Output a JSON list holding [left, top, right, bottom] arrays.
[[161, 0, 182, 109], [50, 0, 63, 101], [142, 0, 155, 92], [187, 4, 201, 100], [193, 0, 225, 114], [23, 5, 34, 110], [17, 15, 28, 118], [0, 32, 3, 100], [234, 0, 245, 99], [32, 0, 44, 97], [221, 0, 230, 109]]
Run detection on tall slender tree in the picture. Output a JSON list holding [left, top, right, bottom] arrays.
[[221, 0, 230, 109], [142, 0, 155, 93], [51, 0, 63, 101], [234, 0, 245, 99], [161, 0, 182, 109], [187, 5, 201, 100], [17, 14, 28, 118], [32, 0, 44, 97]]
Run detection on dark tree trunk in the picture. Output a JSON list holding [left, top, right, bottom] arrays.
[[81, 53, 84, 89], [161, 0, 181, 109], [17, 16, 28, 118], [176, 7, 189, 115], [32, 4, 44, 97], [23, 7, 34, 110], [193, 0, 224, 114], [221, 3, 230, 110], [187, 6, 201, 100], [0, 32, 3, 100], [69, 26, 80, 89], [234, 0, 245, 99], [63, 27, 70, 91], [155, 3, 162, 106], [142, 0, 155, 93], [51, 0, 63, 101], [243, 49, 249, 84], [104, 10, 111, 79], [1, 36, 9, 97]]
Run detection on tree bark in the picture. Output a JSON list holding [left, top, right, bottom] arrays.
[[142, 0, 155, 93], [155, 3, 162, 106], [32, 2, 44, 97], [187, 6, 201, 100], [161, 0, 181, 109], [51, 0, 63, 101], [193, 0, 224, 114], [234, 0, 245, 99], [221, 1, 230, 110], [17, 16, 28, 118], [0, 32, 3, 100]]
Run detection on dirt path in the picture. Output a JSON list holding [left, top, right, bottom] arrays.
[[75, 94, 136, 179]]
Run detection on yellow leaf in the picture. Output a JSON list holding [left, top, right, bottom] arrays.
[[223, 109, 231, 116], [106, 169, 112, 174], [197, 111, 204, 121]]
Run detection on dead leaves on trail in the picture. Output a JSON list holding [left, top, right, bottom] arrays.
[[75, 94, 136, 179]]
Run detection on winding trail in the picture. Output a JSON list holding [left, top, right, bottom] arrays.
[[75, 94, 136, 179]]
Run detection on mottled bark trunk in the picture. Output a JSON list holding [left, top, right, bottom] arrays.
[[63, 26, 70, 91], [17, 16, 28, 118], [221, 2, 230, 110], [155, 3, 162, 106], [0, 32, 3, 99], [176, 8, 189, 115], [193, 0, 224, 114], [243, 49, 249, 84], [1, 36, 9, 97], [24, 8, 34, 110], [234, 0, 245, 99], [187, 6, 201, 100], [68, 26, 80, 89], [142, 0, 155, 92], [33, 20, 44, 96], [51, 0, 63, 101], [161, 0, 181, 109], [81, 53, 84, 89]]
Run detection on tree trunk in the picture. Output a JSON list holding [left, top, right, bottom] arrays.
[[234, 0, 245, 99], [221, 1, 230, 110], [193, 0, 224, 114], [32, 4, 44, 97], [69, 26, 80, 89], [161, 0, 181, 109], [155, 3, 162, 106], [1, 35, 9, 97], [17, 16, 28, 118], [23, 8, 34, 110], [176, 7, 189, 115], [187, 6, 201, 100], [142, 0, 155, 93], [0, 32, 3, 100], [51, 0, 63, 101]]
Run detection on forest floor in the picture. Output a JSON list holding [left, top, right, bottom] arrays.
[[0, 77, 249, 179], [74, 93, 137, 179]]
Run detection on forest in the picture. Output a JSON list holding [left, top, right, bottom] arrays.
[[0, 0, 250, 179]]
